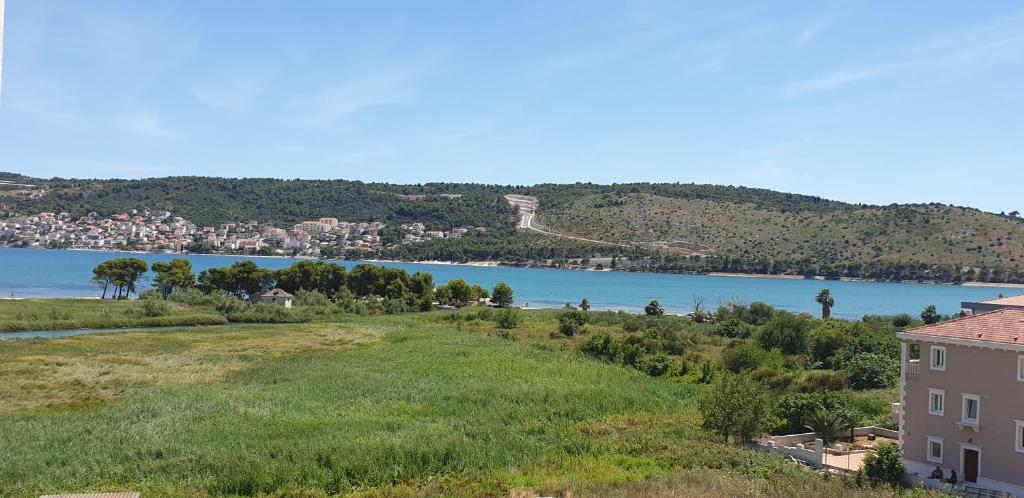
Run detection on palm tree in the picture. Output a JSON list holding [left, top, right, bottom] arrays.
[[804, 407, 854, 447], [815, 288, 835, 319]]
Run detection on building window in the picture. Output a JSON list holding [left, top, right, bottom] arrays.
[[927, 436, 944, 463], [930, 346, 946, 371], [1016, 420, 1024, 454], [928, 388, 945, 416], [962, 393, 980, 426], [1018, 355, 1024, 382]]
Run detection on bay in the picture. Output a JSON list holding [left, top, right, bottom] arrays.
[[0, 247, 1018, 318]]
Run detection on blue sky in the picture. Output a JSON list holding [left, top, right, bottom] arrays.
[[1, 1, 1022, 213]]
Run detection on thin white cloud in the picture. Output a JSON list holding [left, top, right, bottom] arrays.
[[114, 114, 174, 138], [333, 147, 398, 164], [291, 69, 419, 128], [794, 20, 830, 47], [782, 11, 1024, 96], [191, 71, 274, 111], [781, 67, 886, 96]]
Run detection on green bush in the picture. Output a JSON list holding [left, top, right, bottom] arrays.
[[862, 441, 903, 486], [558, 308, 587, 337], [796, 370, 849, 393], [756, 312, 811, 355], [580, 331, 615, 361], [139, 299, 170, 318], [891, 313, 913, 327], [712, 318, 754, 339], [293, 290, 331, 307], [495, 308, 522, 329], [721, 341, 783, 373], [843, 353, 898, 390]]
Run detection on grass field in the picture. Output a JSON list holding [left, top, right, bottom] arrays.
[[0, 298, 227, 332], [0, 311, 916, 497]]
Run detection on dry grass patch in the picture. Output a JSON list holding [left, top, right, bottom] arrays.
[[0, 322, 384, 413]]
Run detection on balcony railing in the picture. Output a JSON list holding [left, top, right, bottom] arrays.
[[906, 359, 920, 375]]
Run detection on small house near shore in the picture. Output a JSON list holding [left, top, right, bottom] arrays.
[[260, 288, 293, 308]]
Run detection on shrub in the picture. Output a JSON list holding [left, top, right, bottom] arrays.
[[863, 441, 903, 486], [293, 290, 331, 307], [757, 312, 811, 355], [622, 317, 643, 333], [796, 370, 849, 393], [699, 373, 774, 443], [713, 318, 754, 339], [580, 331, 615, 361], [495, 308, 522, 329], [558, 308, 587, 337], [749, 367, 796, 391], [169, 288, 218, 305], [638, 353, 673, 377], [382, 298, 408, 314], [644, 300, 664, 317], [139, 298, 170, 318], [844, 353, 898, 390], [891, 313, 913, 327], [721, 341, 783, 373], [809, 323, 853, 368]]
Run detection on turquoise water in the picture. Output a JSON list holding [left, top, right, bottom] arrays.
[[0, 247, 1019, 318]]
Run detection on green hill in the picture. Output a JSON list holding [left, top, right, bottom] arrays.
[[4, 173, 1024, 282]]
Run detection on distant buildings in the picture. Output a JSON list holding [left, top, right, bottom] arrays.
[[0, 210, 479, 257]]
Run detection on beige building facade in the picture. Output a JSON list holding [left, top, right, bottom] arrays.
[[897, 308, 1024, 495]]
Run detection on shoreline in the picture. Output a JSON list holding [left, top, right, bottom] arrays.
[[6, 246, 1024, 288]]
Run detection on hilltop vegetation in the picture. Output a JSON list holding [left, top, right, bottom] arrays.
[[0, 173, 513, 229], [536, 191, 1024, 272], [5, 172, 1024, 282]]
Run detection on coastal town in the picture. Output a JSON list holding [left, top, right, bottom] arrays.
[[0, 210, 484, 256]]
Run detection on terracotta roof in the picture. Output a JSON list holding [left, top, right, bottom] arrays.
[[901, 308, 1024, 346], [261, 288, 293, 298], [980, 294, 1024, 307]]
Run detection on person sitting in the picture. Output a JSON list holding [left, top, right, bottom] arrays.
[[947, 470, 958, 484], [930, 465, 944, 480]]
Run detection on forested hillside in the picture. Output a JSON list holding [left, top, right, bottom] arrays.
[[535, 191, 1024, 271], [5, 172, 1024, 282], [0, 173, 513, 229]]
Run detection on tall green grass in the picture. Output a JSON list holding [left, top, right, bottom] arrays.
[[0, 298, 226, 332], [0, 325, 691, 497]]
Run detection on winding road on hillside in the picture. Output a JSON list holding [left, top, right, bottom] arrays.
[[504, 194, 712, 255], [505, 194, 628, 247]]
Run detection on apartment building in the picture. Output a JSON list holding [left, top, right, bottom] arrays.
[[897, 308, 1024, 495]]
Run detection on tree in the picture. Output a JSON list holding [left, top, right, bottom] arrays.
[[92, 258, 148, 299], [921, 305, 941, 325], [198, 261, 274, 301], [91, 261, 114, 299], [756, 312, 811, 355], [491, 282, 514, 307], [579, 298, 591, 311], [809, 322, 853, 369], [803, 406, 855, 446], [721, 341, 783, 373], [815, 288, 835, 319], [863, 441, 903, 485], [446, 279, 472, 305], [844, 352, 898, 390], [495, 308, 522, 329], [557, 308, 587, 337], [699, 373, 773, 443], [644, 300, 664, 317], [151, 258, 195, 298], [435, 285, 453, 305]]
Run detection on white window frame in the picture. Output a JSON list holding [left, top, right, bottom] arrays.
[[928, 388, 945, 416], [930, 345, 946, 371], [961, 393, 980, 426], [1016, 420, 1024, 454], [1017, 355, 1024, 382], [927, 436, 944, 464]]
